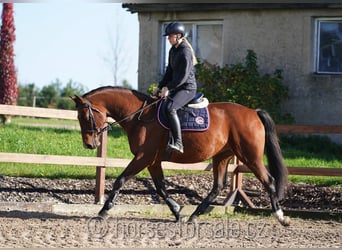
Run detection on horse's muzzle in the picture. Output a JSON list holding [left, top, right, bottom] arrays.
[[84, 143, 98, 150]]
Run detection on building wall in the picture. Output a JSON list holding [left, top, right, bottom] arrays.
[[137, 8, 342, 141]]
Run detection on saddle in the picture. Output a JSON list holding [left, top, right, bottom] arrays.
[[186, 93, 209, 108], [157, 93, 210, 132]]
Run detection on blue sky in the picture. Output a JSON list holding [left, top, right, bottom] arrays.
[[3, 2, 139, 91]]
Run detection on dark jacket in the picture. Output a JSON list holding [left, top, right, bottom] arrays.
[[158, 41, 197, 91]]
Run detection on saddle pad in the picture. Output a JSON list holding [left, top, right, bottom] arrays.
[[157, 101, 210, 131]]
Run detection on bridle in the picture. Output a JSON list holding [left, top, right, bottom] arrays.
[[78, 97, 162, 139], [77, 100, 108, 135], [76, 99, 110, 148]]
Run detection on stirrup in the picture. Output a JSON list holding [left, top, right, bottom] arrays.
[[167, 143, 184, 153]]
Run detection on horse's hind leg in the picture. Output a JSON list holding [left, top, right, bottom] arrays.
[[264, 172, 290, 226], [188, 153, 231, 223], [148, 163, 182, 221], [247, 160, 290, 226]]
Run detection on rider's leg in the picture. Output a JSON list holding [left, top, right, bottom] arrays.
[[167, 108, 183, 153], [165, 89, 196, 154]]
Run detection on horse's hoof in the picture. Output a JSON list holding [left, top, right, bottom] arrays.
[[176, 215, 187, 224], [187, 215, 198, 224], [98, 209, 108, 218], [280, 216, 291, 227]]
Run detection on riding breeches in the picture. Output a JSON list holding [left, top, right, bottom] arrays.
[[165, 88, 196, 112]]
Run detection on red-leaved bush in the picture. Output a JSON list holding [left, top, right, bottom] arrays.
[[0, 3, 17, 105]]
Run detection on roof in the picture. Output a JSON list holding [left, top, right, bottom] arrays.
[[122, 1, 342, 13]]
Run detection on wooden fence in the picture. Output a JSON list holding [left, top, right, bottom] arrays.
[[0, 104, 341, 206]]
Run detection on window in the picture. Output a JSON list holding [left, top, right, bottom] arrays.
[[161, 22, 223, 74], [315, 18, 342, 74]]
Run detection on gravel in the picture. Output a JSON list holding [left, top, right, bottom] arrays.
[[0, 173, 340, 213]]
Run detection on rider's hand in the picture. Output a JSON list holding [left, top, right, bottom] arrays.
[[160, 87, 169, 98], [152, 87, 160, 97]]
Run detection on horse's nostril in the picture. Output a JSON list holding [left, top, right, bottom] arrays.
[[84, 143, 96, 149]]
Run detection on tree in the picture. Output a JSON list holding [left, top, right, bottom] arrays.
[[57, 79, 87, 110], [0, 3, 17, 123], [36, 79, 62, 108], [121, 79, 132, 89], [102, 6, 132, 86], [18, 83, 38, 107], [18, 79, 88, 109]]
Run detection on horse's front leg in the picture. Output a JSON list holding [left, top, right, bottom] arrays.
[[98, 157, 147, 218], [147, 163, 182, 222]]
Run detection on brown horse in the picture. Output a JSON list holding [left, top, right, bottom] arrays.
[[72, 86, 290, 226]]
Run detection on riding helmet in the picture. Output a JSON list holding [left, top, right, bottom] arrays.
[[163, 22, 185, 37]]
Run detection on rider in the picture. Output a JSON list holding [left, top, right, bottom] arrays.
[[153, 22, 198, 153]]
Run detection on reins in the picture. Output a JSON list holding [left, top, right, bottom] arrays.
[[109, 97, 162, 127], [83, 97, 162, 137]]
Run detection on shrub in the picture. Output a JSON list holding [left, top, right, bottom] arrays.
[[196, 50, 293, 123]]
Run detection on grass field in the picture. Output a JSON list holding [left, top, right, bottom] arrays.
[[0, 117, 341, 185]]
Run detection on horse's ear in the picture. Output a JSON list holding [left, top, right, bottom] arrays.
[[70, 95, 84, 107]]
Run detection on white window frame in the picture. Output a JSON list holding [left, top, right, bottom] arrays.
[[315, 17, 342, 74], [160, 21, 223, 75]]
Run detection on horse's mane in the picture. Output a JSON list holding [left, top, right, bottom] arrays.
[[82, 86, 149, 100]]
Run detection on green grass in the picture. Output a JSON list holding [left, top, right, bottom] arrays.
[[0, 118, 341, 186], [280, 135, 342, 167], [0, 123, 135, 178], [279, 135, 342, 186], [13, 117, 79, 126], [0, 120, 202, 179], [0, 123, 132, 158]]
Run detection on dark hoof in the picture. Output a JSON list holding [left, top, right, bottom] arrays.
[[187, 215, 198, 224], [98, 209, 109, 218], [98, 201, 114, 218], [176, 215, 187, 224], [172, 211, 180, 222]]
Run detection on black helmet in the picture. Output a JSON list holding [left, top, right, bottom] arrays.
[[163, 22, 185, 37]]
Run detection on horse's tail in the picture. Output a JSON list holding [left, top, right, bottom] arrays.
[[256, 109, 288, 200]]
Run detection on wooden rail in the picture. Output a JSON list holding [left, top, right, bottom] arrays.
[[226, 163, 342, 207], [276, 124, 342, 134], [0, 104, 77, 120], [225, 125, 342, 207], [0, 104, 341, 205]]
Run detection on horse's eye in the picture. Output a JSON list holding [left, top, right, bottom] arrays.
[[79, 113, 89, 121]]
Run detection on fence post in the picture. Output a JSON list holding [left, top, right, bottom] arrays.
[[225, 156, 255, 208], [95, 130, 107, 204]]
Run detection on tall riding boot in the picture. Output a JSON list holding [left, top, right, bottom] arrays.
[[167, 109, 184, 153]]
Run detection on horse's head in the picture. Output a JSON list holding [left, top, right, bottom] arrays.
[[71, 95, 107, 149]]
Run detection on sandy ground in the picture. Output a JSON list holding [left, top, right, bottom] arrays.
[[0, 210, 340, 248], [0, 174, 340, 248]]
